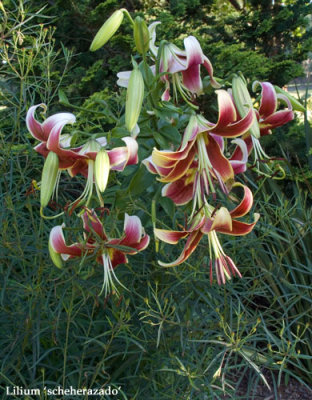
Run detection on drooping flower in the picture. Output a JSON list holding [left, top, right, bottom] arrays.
[[26, 103, 84, 169], [154, 184, 259, 284], [49, 209, 150, 295], [67, 136, 138, 210], [148, 22, 220, 100], [143, 90, 254, 212], [27, 104, 139, 210], [231, 80, 294, 176]]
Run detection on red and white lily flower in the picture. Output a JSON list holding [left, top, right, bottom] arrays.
[[154, 184, 259, 285], [49, 209, 150, 295], [27, 104, 139, 210], [232, 82, 294, 175], [143, 90, 254, 212], [26, 103, 84, 169], [148, 22, 220, 101], [67, 136, 138, 210]]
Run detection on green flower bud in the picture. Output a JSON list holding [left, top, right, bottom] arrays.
[[40, 151, 59, 208], [90, 10, 124, 51], [125, 66, 144, 132], [48, 240, 63, 269], [232, 74, 260, 139], [133, 16, 150, 54], [95, 149, 110, 192], [82, 139, 101, 153], [274, 85, 306, 112]]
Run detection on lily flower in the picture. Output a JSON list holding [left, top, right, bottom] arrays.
[[148, 22, 220, 100], [143, 90, 254, 212], [154, 184, 259, 284], [27, 104, 138, 210], [232, 81, 294, 176], [26, 103, 84, 169], [67, 136, 138, 210], [49, 209, 150, 295]]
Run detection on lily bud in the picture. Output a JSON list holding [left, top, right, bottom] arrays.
[[133, 16, 149, 54], [90, 9, 124, 51], [125, 66, 144, 132], [232, 74, 260, 139], [95, 149, 110, 192], [40, 151, 59, 208], [274, 85, 305, 112], [48, 239, 63, 269]]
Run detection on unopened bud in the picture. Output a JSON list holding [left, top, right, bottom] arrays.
[[48, 239, 63, 269], [95, 149, 110, 192], [274, 85, 305, 112], [232, 74, 260, 139], [125, 66, 144, 132], [133, 16, 149, 54], [90, 9, 124, 51], [82, 139, 101, 154], [40, 151, 59, 208]]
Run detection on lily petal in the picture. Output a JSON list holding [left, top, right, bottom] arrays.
[[158, 230, 203, 267], [229, 138, 248, 174], [217, 213, 260, 236], [122, 214, 143, 244], [82, 209, 107, 240], [252, 81, 277, 118], [154, 228, 189, 244], [49, 224, 82, 257], [230, 184, 254, 218], [201, 207, 232, 234]]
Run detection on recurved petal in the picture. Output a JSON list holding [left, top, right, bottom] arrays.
[[260, 109, 294, 130], [133, 233, 150, 252], [117, 70, 131, 87], [230, 184, 254, 218], [201, 207, 232, 234], [26, 104, 47, 141], [49, 224, 83, 258], [122, 214, 143, 244], [148, 21, 161, 57], [217, 213, 260, 236], [162, 179, 194, 205], [82, 209, 107, 240], [184, 36, 204, 66], [158, 145, 196, 183], [42, 112, 76, 138], [122, 136, 138, 165], [212, 90, 237, 129], [142, 156, 158, 174], [181, 64, 202, 94], [206, 135, 234, 182], [253, 81, 277, 118], [212, 108, 254, 138], [154, 228, 189, 244], [46, 121, 86, 160], [151, 141, 193, 168], [108, 137, 138, 171], [158, 230, 203, 267], [110, 249, 128, 268], [229, 138, 248, 174], [203, 56, 221, 89]]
